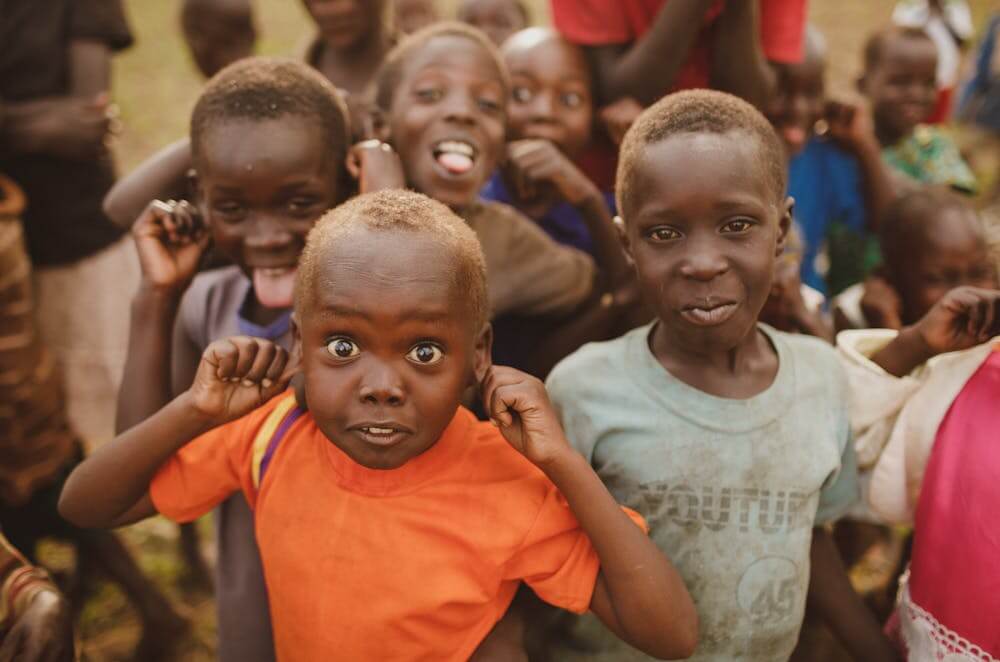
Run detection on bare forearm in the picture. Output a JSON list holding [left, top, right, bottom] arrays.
[[590, 0, 716, 105], [870, 326, 934, 377], [852, 139, 895, 233], [540, 450, 697, 658], [116, 286, 183, 433], [808, 528, 897, 662], [710, 0, 775, 109], [103, 139, 192, 228], [0, 100, 60, 153], [61, 394, 214, 528]]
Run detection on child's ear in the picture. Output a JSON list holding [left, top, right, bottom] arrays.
[[855, 73, 868, 96], [367, 107, 391, 143], [471, 322, 493, 387], [775, 196, 793, 257], [188, 168, 209, 218], [290, 314, 308, 410], [614, 215, 635, 263]]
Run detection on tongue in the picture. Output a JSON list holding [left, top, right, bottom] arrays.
[[437, 152, 474, 174], [253, 268, 297, 309]]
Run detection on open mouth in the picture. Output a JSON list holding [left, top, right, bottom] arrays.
[[350, 423, 412, 448], [432, 139, 478, 176], [679, 300, 739, 327], [252, 266, 297, 309]]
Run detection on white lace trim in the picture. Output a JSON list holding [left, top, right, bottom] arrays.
[[900, 584, 999, 662]]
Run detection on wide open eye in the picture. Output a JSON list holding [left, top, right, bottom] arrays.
[[405, 342, 444, 365], [326, 337, 359, 359]]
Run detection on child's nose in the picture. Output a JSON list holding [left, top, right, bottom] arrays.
[[245, 217, 295, 249], [529, 91, 557, 119], [679, 240, 729, 281], [443, 92, 478, 125], [358, 363, 406, 406]]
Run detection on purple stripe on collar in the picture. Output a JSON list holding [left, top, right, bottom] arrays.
[[259, 406, 304, 485]]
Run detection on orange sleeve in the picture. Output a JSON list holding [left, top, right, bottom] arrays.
[[503, 485, 647, 614], [149, 404, 268, 523]]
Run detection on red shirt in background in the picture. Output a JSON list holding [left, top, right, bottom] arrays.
[[551, 0, 806, 89], [551, 0, 807, 190]]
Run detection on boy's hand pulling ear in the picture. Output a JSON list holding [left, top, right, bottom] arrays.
[[481, 366, 574, 468], [187, 337, 298, 425], [911, 286, 1000, 355], [132, 199, 209, 293]]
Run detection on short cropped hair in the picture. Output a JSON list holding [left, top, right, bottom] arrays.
[[616, 89, 787, 221], [190, 56, 351, 165], [374, 21, 509, 112], [457, 0, 530, 25], [863, 26, 935, 72], [879, 187, 981, 270], [295, 190, 489, 329]]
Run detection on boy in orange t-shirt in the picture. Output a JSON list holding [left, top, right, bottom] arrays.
[[58, 190, 697, 661]]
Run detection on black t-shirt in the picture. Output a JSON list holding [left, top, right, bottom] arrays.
[[0, 0, 133, 266]]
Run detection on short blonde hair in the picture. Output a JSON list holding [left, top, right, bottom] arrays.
[[616, 89, 786, 221], [295, 190, 489, 329]]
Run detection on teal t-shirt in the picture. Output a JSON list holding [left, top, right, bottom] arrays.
[[542, 323, 858, 662]]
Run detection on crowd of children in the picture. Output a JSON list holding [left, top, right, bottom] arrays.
[[2, 0, 999, 660]]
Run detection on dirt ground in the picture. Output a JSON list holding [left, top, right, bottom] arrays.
[[56, 0, 997, 660]]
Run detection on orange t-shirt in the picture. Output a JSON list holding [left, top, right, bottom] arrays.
[[151, 393, 634, 661]]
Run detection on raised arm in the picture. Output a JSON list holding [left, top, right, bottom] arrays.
[[103, 139, 193, 228], [870, 287, 1000, 377], [709, 0, 777, 110], [115, 200, 208, 433], [61, 337, 294, 529], [482, 367, 698, 659], [823, 102, 896, 233], [583, 0, 717, 106]]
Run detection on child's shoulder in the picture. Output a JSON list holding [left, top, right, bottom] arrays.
[[461, 411, 561, 493], [464, 199, 534, 232], [768, 324, 839, 364], [766, 325, 845, 391], [546, 325, 646, 397], [182, 264, 248, 307]]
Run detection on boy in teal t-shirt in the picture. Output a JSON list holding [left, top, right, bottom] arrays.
[[539, 91, 895, 661]]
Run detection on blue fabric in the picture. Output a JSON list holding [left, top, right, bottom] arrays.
[[480, 172, 616, 259], [788, 137, 868, 295], [236, 289, 292, 340], [958, 13, 1000, 132]]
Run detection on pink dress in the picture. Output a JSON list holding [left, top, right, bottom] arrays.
[[900, 349, 1000, 660]]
